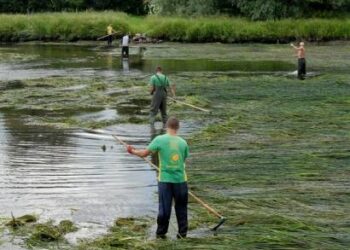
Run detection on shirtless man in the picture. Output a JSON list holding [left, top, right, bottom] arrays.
[[290, 42, 306, 80]]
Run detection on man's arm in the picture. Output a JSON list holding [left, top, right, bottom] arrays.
[[127, 145, 151, 158], [290, 43, 300, 50]]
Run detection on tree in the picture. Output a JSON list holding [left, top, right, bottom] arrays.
[[0, 0, 147, 14], [232, 0, 302, 20], [148, 0, 216, 16]]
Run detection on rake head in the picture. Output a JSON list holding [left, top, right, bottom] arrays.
[[211, 217, 226, 231]]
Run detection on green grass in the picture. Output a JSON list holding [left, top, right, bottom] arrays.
[[71, 72, 350, 250], [0, 11, 350, 42], [3, 73, 346, 249]]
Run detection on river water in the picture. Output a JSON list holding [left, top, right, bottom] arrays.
[[0, 42, 347, 246], [0, 42, 219, 244]]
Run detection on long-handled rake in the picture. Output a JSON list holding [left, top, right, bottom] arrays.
[[168, 96, 210, 113], [111, 134, 226, 231]]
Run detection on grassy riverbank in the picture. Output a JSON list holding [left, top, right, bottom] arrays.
[[0, 11, 350, 43]]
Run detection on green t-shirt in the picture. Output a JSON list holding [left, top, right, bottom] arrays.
[[149, 73, 170, 88], [147, 134, 189, 183]]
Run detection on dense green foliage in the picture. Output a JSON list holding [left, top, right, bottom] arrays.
[[148, 0, 217, 16], [0, 0, 349, 20], [0, 12, 349, 43], [231, 0, 350, 20], [0, 0, 147, 15], [149, 0, 350, 20]]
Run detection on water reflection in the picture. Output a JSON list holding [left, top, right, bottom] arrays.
[[0, 112, 199, 227], [0, 44, 298, 80], [122, 58, 130, 73], [0, 113, 158, 226]]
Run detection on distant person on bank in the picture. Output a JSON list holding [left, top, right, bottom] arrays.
[[121, 33, 130, 58], [149, 67, 176, 128], [126, 117, 189, 239], [291, 42, 306, 80], [106, 24, 116, 46]]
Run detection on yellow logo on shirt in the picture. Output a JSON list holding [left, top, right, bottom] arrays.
[[171, 154, 179, 162]]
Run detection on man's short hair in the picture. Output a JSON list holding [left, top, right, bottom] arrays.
[[166, 117, 180, 130], [156, 66, 162, 72]]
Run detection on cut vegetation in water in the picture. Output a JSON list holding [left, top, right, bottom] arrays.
[[0, 42, 349, 249]]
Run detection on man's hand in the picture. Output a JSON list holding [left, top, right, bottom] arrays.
[[126, 145, 135, 154], [291, 43, 298, 49], [150, 85, 155, 95]]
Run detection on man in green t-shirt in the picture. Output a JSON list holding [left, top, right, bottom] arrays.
[[149, 66, 176, 128], [126, 117, 189, 238]]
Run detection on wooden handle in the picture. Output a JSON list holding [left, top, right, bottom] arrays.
[[188, 191, 223, 218], [112, 135, 127, 147], [168, 97, 210, 113], [145, 155, 223, 218], [143, 157, 159, 171], [111, 133, 223, 219]]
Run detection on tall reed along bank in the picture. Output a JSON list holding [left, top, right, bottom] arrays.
[[0, 11, 350, 43]]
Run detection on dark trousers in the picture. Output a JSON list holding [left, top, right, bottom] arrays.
[[122, 46, 129, 58], [107, 35, 113, 46], [150, 95, 167, 126], [298, 58, 306, 79], [157, 182, 188, 237]]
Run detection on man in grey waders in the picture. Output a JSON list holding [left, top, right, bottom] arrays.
[[149, 67, 176, 128]]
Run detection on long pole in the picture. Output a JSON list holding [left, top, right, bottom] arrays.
[[111, 134, 225, 225], [97, 32, 118, 41], [168, 97, 210, 113]]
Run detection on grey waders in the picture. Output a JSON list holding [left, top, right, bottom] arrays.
[[150, 87, 168, 127]]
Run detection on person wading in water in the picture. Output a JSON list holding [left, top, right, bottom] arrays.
[[121, 33, 130, 58], [106, 24, 116, 46], [126, 117, 189, 239], [149, 66, 176, 129], [291, 42, 306, 80]]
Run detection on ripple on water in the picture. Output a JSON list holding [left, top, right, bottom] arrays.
[[0, 114, 200, 242], [0, 115, 158, 226]]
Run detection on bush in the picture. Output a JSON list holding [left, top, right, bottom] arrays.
[[0, 12, 349, 43]]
